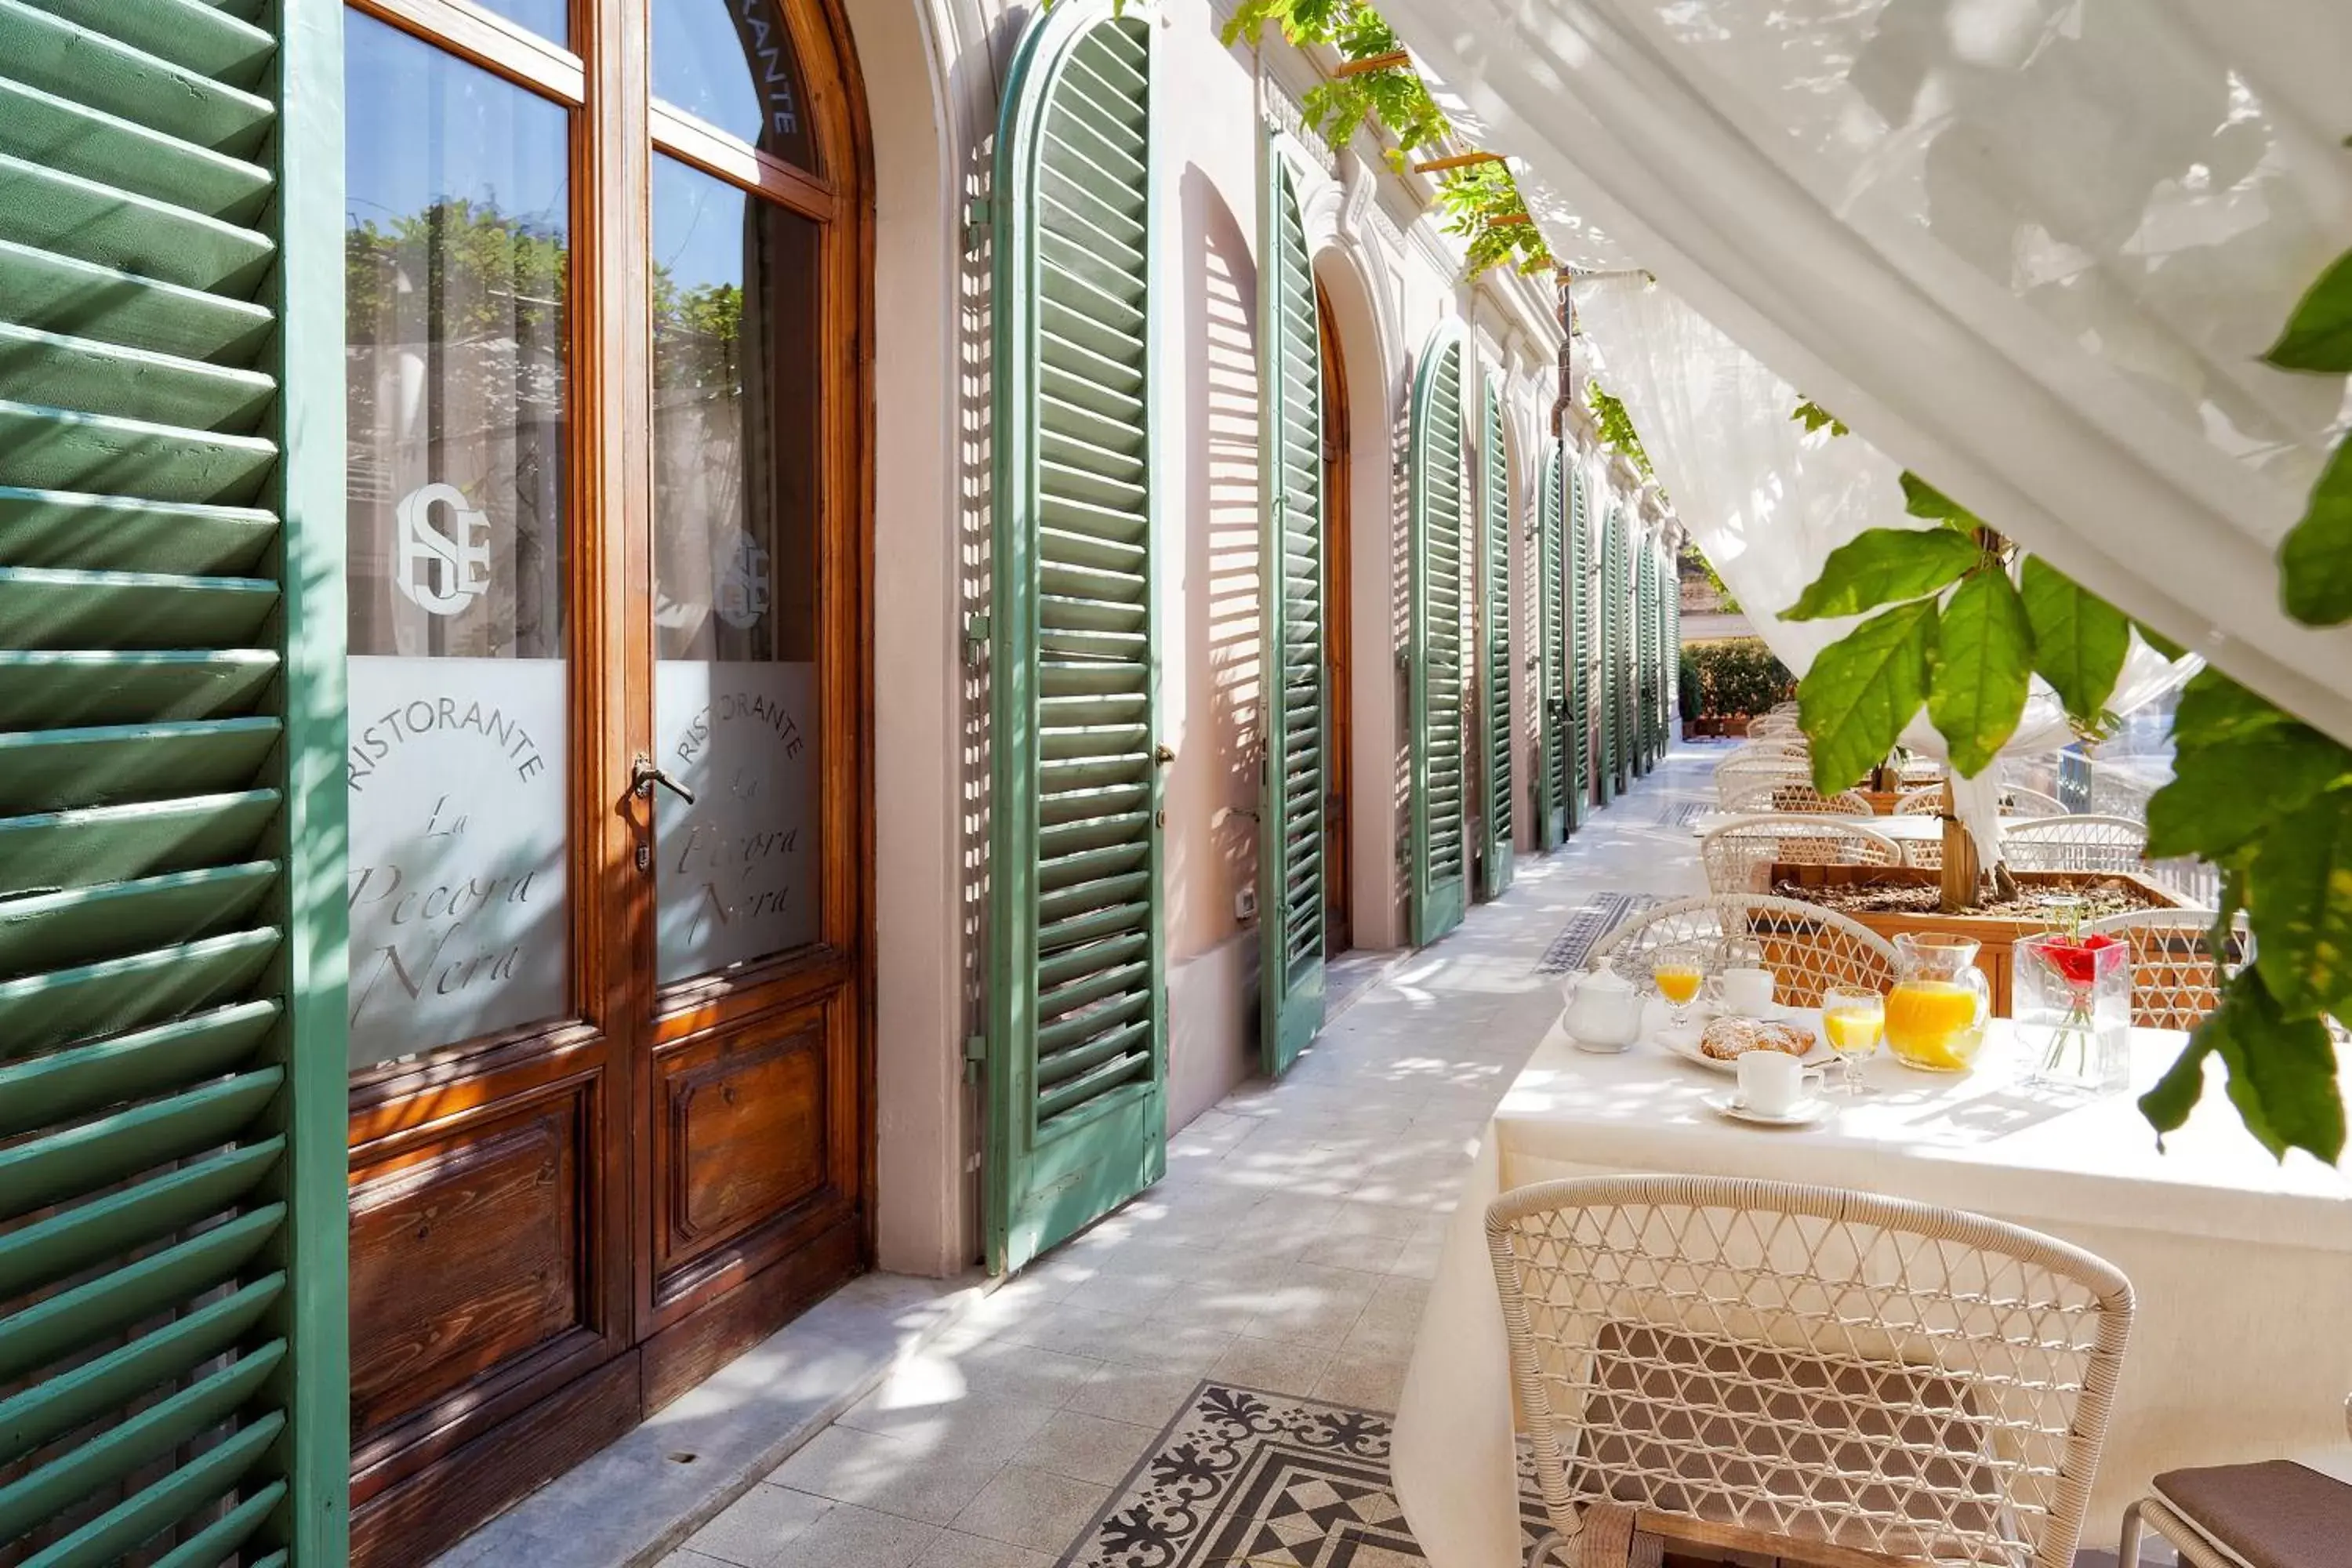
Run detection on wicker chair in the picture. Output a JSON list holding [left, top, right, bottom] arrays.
[[1999, 786, 2068, 819], [1699, 814, 1902, 897], [1893, 786, 1944, 816], [1590, 894, 1897, 1007], [2084, 908, 2248, 1030], [1746, 713, 1802, 740], [2002, 814, 2148, 875], [1715, 753, 1809, 807], [2119, 1399, 2352, 1567], [1488, 1175, 2135, 1568], [1720, 775, 1875, 817], [1722, 739, 1809, 767]]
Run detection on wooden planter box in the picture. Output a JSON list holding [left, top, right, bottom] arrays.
[[1762, 864, 2186, 1017]]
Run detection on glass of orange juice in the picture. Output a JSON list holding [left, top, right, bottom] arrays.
[[1820, 985, 1885, 1096], [1884, 933, 1991, 1073], [1651, 944, 1708, 1028]]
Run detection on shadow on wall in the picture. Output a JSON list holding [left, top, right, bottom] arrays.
[[1172, 165, 1261, 967]]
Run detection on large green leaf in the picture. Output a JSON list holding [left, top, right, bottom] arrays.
[[2175, 667, 2298, 749], [2018, 557, 2129, 724], [2251, 789, 2352, 1022], [2260, 248, 2352, 373], [1796, 598, 1937, 794], [2145, 727, 2352, 859], [2201, 971, 2345, 1163], [1926, 569, 2033, 776], [2279, 435, 2352, 627], [1899, 473, 1984, 532], [2133, 621, 2187, 661], [2137, 1032, 2212, 1144], [1783, 528, 1980, 622]]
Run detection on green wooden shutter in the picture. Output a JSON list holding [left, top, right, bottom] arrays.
[[1635, 542, 1657, 774], [1256, 148, 1323, 1077], [1666, 558, 1682, 739], [1599, 506, 1627, 800], [1475, 382, 1513, 899], [0, 0, 349, 1561], [1534, 445, 1566, 849], [986, 0, 1164, 1276], [1566, 459, 1591, 826], [1406, 329, 1468, 947]]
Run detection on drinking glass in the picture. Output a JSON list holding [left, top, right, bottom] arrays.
[[1820, 984, 1886, 1097], [1651, 944, 1708, 1028]]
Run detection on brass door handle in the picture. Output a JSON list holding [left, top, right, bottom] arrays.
[[632, 757, 696, 805]]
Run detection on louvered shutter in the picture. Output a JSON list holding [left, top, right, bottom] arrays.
[[1599, 506, 1626, 800], [0, 0, 348, 1561], [985, 0, 1164, 1276], [1474, 383, 1512, 899], [1635, 543, 1656, 774], [1406, 331, 1468, 947], [1566, 460, 1591, 825], [1534, 445, 1566, 848], [1256, 150, 1324, 1076], [1666, 563, 1682, 737]]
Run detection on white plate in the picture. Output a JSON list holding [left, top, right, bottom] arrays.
[[1705, 1090, 1831, 1128], [1653, 1020, 1834, 1075]]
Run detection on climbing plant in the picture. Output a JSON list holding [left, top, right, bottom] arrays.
[[1783, 242, 2352, 1163], [1222, 0, 1552, 276], [1587, 379, 1652, 477]]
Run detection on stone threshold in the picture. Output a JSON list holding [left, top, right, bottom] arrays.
[[430, 1270, 996, 1568]]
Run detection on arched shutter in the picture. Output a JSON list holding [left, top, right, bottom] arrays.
[[985, 0, 1163, 1275], [1257, 148, 1323, 1076], [1406, 329, 1468, 946], [1475, 382, 1513, 898], [1636, 542, 1657, 773], [0, 0, 348, 1559], [1567, 459, 1591, 823], [1534, 445, 1567, 848]]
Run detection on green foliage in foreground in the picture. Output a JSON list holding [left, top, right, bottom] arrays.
[[1783, 245, 2352, 1158]]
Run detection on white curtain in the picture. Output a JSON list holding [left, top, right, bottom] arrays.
[[1384, 0, 2352, 745], [1576, 278, 2193, 853]]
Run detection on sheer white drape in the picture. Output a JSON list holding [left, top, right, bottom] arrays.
[[1381, 0, 2352, 744]]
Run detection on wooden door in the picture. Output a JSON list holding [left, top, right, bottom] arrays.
[[339, 2, 872, 1562], [985, 0, 1167, 1276], [1258, 148, 1326, 1076], [1318, 287, 1354, 956]]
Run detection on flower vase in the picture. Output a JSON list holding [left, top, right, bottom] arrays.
[[2015, 932, 2131, 1095]]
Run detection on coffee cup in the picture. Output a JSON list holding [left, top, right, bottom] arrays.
[[1736, 1049, 1822, 1117], [1711, 965, 1777, 1017]]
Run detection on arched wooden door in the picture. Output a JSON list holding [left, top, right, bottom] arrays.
[[339, 2, 872, 1560]]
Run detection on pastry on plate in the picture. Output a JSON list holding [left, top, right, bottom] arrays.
[[1698, 1015, 1813, 1062]]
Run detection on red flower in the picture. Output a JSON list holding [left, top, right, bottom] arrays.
[[2039, 933, 2122, 986]]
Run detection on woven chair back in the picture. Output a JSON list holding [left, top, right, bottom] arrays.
[[1591, 894, 1897, 1007], [2002, 814, 2147, 875], [1700, 815, 1903, 897], [2084, 908, 2247, 1030]]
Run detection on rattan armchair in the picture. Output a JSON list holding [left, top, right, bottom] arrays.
[[1719, 775, 1875, 817], [1487, 1175, 2135, 1568], [1999, 786, 2068, 819], [2083, 907, 2247, 1030], [2002, 814, 2148, 875], [1699, 814, 1902, 896], [1590, 894, 1897, 1006], [2118, 1399, 2352, 1567], [1893, 786, 1944, 816]]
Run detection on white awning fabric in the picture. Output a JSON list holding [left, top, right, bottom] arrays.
[[1384, 0, 2352, 744]]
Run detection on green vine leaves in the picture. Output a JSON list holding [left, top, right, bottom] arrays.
[[1587, 381, 1652, 477], [2263, 250, 2352, 626], [1220, 0, 1553, 277]]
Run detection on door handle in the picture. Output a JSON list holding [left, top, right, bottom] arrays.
[[631, 756, 697, 805]]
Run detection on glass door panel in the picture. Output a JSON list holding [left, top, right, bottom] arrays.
[[652, 0, 820, 167], [343, 13, 574, 1067], [649, 154, 825, 985]]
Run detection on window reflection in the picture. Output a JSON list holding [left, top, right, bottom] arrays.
[[652, 0, 819, 169], [474, 0, 569, 48], [343, 13, 572, 1067], [650, 156, 823, 983]]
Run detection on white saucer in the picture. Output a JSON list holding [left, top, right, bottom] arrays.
[[1705, 1090, 1831, 1127]]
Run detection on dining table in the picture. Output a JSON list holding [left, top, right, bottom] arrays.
[[1391, 1003, 2352, 1566]]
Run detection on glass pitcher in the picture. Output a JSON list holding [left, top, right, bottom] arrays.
[[1885, 932, 1991, 1073]]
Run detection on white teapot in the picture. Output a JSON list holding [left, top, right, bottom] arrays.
[[1562, 963, 1644, 1052]]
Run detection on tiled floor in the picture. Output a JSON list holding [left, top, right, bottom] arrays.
[[658, 750, 1718, 1568]]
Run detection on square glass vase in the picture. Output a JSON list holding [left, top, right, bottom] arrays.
[[2013, 933, 2132, 1096]]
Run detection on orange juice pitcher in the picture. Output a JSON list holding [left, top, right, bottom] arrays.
[[1884, 933, 1991, 1073]]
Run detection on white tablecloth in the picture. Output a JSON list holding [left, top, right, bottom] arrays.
[[1392, 1015, 2352, 1566]]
